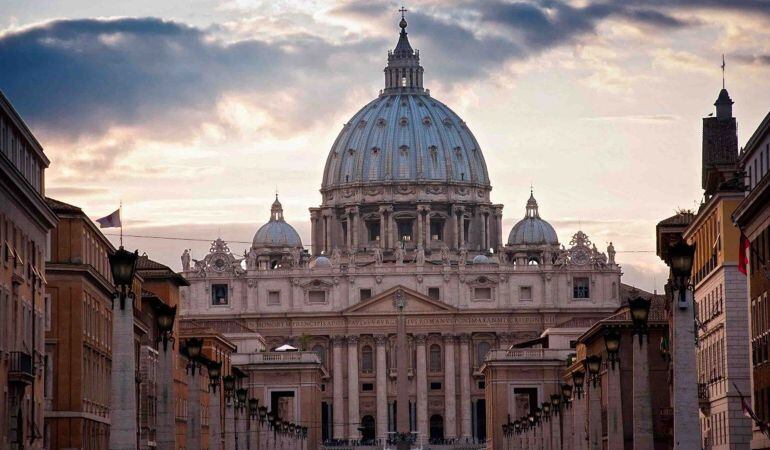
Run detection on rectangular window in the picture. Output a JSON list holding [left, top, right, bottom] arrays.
[[360, 289, 372, 301], [44, 294, 51, 331], [211, 284, 228, 305], [478, 381, 486, 389], [308, 290, 326, 304], [430, 382, 442, 390], [519, 286, 532, 301], [368, 222, 381, 243], [428, 287, 440, 300], [362, 383, 374, 392], [474, 287, 492, 300], [430, 219, 444, 241], [573, 277, 590, 299], [268, 290, 280, 306]]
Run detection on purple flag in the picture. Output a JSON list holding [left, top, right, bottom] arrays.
[[95, 209, 121, 228]]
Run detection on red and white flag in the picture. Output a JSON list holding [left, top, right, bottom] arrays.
[[95, 209, 121, 228], [738, 233, 750, 276]]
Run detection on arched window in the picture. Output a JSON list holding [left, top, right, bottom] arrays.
[[429, 344, 442, 372], [476, 341, 491, 367], [312, 345, 326, 366], [361, 345, 374, 373]]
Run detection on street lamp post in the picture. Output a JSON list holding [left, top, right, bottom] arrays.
[[667, 241, 701, 448], [248, 398, 258, 450], [571, 370, 586, 450], [223, 375, 236, 450], [107, 246, 139, 450], [585, 356, 602, 450], [603, 328, 624, 449], [629, 294, 654, 449], [234, 388, 247, 450]]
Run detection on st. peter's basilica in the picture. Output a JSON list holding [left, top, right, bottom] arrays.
[[179, 14, 626, 445]]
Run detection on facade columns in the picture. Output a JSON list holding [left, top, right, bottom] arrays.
[[417, 207, 424, 247], [389, 211, 397, 250], [443, 334, 457, 439], [450, 209, 459, 249], [109, 296, 138, 450], [156, 346, 175, 450], [347, 335, 361, 439], [415, 334, 428, 437], [633, 337, 653, 449], [378, 207, 387, 249], [375, 335, 389, 441], [332, 336, 346, 439], [187, 372, 201, 450], [458, 333, 472, 438], [672, 287, 702, 448], [424, 211, 431, 246], [606, 364, 624, 450], [587, 381, 601, 450]]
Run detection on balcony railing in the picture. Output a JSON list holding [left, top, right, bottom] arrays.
[[8, 351, 34, 385], [698, 383, 711, 414], [231, 351, 321, 365]]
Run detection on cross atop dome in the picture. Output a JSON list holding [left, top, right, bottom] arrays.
[[384, 6, 424, 94]]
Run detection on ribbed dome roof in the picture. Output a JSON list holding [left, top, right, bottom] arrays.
[[322, 95, 489, 189], [508, 192, 559, 246], [252, 196, 302, 249], [320, 14, 489, 190]]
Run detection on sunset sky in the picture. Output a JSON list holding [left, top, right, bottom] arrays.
[[3, 0, 770, 291]]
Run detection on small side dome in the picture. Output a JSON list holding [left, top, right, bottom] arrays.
[[472, 254, 491, 264], [508, 191, 559, 246], [252, 195, 303, 249], [310, 256, 331, 269]]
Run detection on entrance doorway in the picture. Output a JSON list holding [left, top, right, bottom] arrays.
[[360, 415, 375, 443], [429, 414, 444, 442]]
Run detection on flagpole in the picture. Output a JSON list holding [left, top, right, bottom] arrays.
[[120, 200, 123, 247]]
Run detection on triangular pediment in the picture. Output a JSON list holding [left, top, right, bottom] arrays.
[[343, 285, 458, 314]]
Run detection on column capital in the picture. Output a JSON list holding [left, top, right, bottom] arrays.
[[374, 334, 389, 345], [457, 333, 471, 344], [379, 204, 393, 213], [413, 334, 427, 345], [332, 335, 347, 347], [346, 206, 359, 216], [347, 335, 360, 345], [442, 334, 456, 343]]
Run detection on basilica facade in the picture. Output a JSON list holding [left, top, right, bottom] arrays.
[[179, 15, 623, 445]]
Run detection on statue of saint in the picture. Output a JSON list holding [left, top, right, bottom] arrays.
[[181, 249, 191, 271], [440, 245, 450, 265], [331, 247, 342, 267], [246, 248, 258, 270], [373, 246, 383, 266], [290, 247, 301, 268], [394, 243, 405, 265], [607, 242, 616, 265], [459, 245, 468, 266], [415, 244, 425, 266], [348, 249, 357, 267]]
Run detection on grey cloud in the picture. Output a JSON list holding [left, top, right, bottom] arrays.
[[0, 17, 381, 141], [734, 54, 770, 66]]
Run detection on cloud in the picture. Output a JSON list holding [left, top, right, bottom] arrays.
[[734, 54, 770, 66], [46, 186, 109, 197], [0, 17, 381, 142]]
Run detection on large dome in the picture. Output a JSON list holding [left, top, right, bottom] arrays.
[[252, 196, 302, 249], [320, 15, 489, 192], [508, 192, 559, 246], [321, 94, 489, 189]]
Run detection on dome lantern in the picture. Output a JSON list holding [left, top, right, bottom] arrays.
[[384, 7, 424, 93], [507, 190, 559, 246], [252, 194, 303, 249]]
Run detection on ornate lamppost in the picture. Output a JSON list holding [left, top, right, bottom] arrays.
[[585, 355, 602, 388], [666, 239, 700, 447], [107, 246, 139, 450], [184, 338, 203, 375], [572, 370, 585, 399], [629, 293, 654, 448], [561, 383, 573, 408], [604, 328, 621, 369], [208, 361, 221, 392]]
